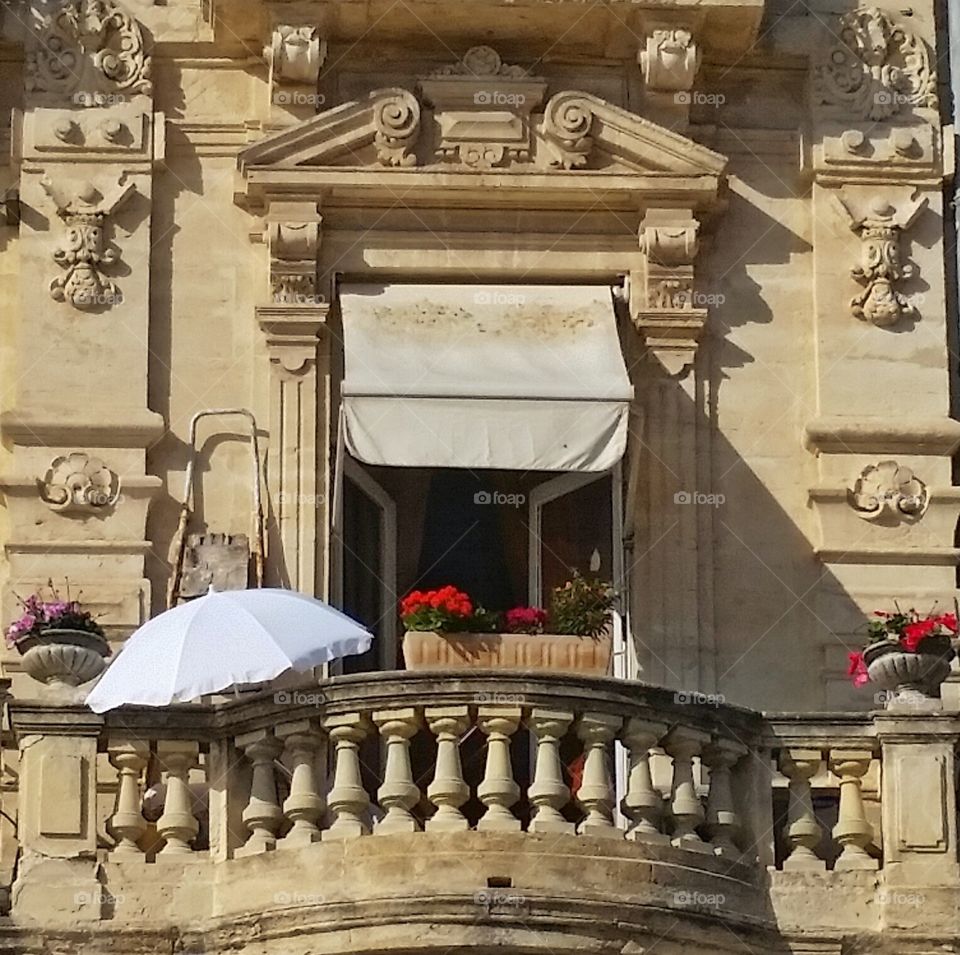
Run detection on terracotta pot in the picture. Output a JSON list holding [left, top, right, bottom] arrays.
[[863, 638, 954, 710], [402, 630, 613, 675], [16, 628, 111, 688]]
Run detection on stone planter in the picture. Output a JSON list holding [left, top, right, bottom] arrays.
[[863, 638, 955, 710], [402, 630, 613, 675], [16, 628, 111, 688]]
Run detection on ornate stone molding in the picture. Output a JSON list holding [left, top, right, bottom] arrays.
[[836, 190, 926, 327], [638, 28, 701, 93], [418, 47, 547, 169], [38, 452, 121, 513], [26, 0, 152, 104], [848, 461, 927, 522], [814, 8, 936, 121], [41, 175, 135, 310]]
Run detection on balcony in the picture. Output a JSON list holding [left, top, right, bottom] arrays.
[[4, 671, 959, 954]]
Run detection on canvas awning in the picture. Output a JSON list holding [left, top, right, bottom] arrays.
[[339, 284, 633, 472]]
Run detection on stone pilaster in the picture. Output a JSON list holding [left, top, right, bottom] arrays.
[[0, 0, 163, 666]]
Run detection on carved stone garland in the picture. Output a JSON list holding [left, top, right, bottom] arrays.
[[42, 176, 135, 310], [26, 0, 152, 103], [39, 452, 121, 512], [814, 7, 936, 121], [849, 461, 927, 521], [837, 193, 926, 328]]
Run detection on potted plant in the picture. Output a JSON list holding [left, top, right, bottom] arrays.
[[401, 575, 615, 674], [848, 607, 956, 709], [6, 583, 111, 688]]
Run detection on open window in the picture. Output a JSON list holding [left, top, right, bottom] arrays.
[[332, 283, 634, 675]]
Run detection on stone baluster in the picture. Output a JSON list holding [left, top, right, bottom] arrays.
[[374, 708, 422, 834], [702, 739, 747, 858], [778, 749, 826, 871], [576, 713, 623, 837], [322, 713, 372, 839], [156, 741, 200, 860], [829, 749, 878, 871], [277, 720, 325, 848], [425, 707, 471, 832], [620, 718, 669, 844], [235, 729, 284, 856], [528, 709, 575, 834], [663, 727, 712, 853], [477, 706, 522, 831], [107, 738, 149, 857]]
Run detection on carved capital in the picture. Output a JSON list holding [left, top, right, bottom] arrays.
[[836, 188, 926, 327], [42, 175, 135, 311], [25, 0, 152, 104], [257, 304, 328, 377], [814, 8, 936, 121], [638, 27, 701, 93]]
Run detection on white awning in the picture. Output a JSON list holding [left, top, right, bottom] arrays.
[[340, 284, 633, 472]]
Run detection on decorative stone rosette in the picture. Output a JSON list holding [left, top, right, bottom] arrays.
[[848, 461, 927, 521], [39, 452, 121, 512]]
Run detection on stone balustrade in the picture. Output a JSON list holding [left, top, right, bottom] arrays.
[[4, 673, 960, 949]]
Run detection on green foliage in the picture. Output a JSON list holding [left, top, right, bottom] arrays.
[[548, 572, 615, 638]]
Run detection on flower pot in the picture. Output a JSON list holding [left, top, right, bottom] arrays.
[[402, 630, 613, 675], [16, 628, 111, 688], [863, 638, 955, 710]]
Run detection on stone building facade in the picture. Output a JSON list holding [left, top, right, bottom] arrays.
[[0, 0, 958, 953]]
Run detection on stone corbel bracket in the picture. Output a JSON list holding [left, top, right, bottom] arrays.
[[267, 24, 327, 117], [266, 210, 322, 305], [41, 174, 136, 311], [835, 188, 927, 328], [637, 20, 702, 126], [631, 209, 707, 376]]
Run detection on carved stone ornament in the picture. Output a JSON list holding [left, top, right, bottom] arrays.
[[26, 0, 152, 104], [270, 25, 326, 86], [639, 213, 700, 311], [372, 90, 421, 167], [814, 7, 936, 121], [39, 452, 121, 512], [848, 461, 927, 521], [428, 45, 528, 79], [268, 218, 322, 304], [542, 92, 595, 169], [837, 192, 926, 327], [42, 175, 135, 310], [418, 47, 547, 169], [638, 28, 701, 92]]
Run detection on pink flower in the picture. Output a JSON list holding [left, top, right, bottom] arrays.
[[847, 651, 869, 688], [505, 606, 547, 634]]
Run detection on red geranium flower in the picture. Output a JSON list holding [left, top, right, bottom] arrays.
[[847, 651, 869, 688]]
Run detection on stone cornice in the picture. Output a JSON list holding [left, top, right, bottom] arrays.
[[1, 409, 167, 447], [804, 417, 960, 456]]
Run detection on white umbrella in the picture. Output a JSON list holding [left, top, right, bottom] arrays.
[[86, 588, 373, 713]]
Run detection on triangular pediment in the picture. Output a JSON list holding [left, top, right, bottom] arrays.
[[238, 87, 727, 178]]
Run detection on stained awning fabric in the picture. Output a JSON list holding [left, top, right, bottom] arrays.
[[340, 284, 633, 472]]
